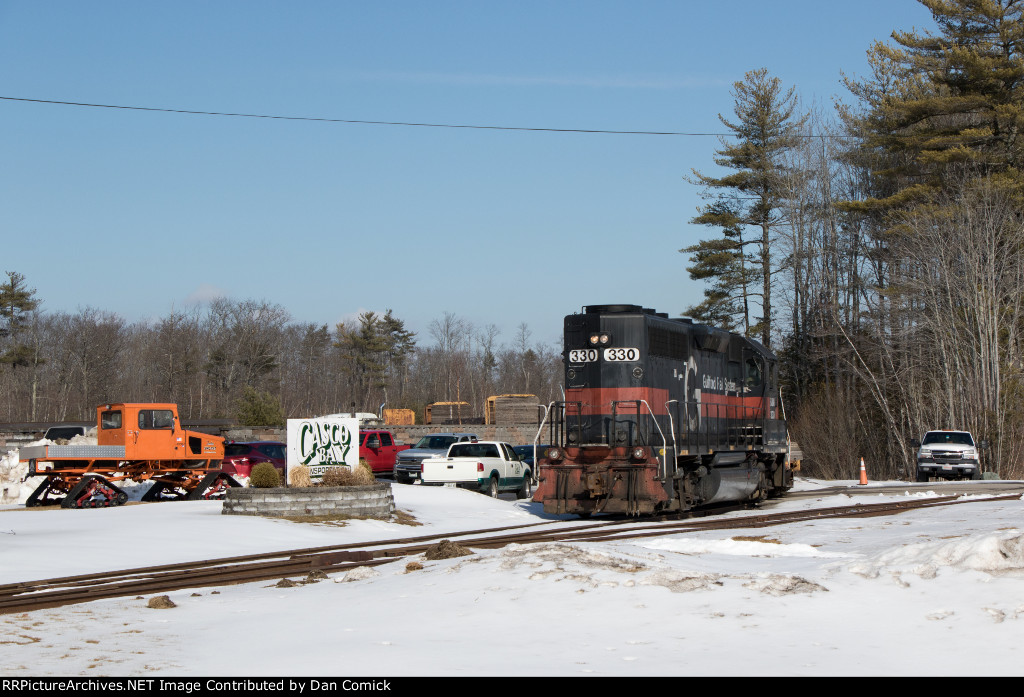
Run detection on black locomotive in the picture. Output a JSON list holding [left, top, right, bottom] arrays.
[[533, 304, 792, 516]]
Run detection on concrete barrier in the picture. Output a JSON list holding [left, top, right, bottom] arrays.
[[222, 482, 394, 519]]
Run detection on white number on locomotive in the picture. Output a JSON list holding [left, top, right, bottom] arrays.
[[603, 347, 640, 361], [568, 349, 599, 363]]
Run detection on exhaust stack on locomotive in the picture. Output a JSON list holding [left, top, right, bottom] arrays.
[[533, 304, 792, 516]]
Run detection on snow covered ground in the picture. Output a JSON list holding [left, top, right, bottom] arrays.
[[1, 451, 1023, 676]]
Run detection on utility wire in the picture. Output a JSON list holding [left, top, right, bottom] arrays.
[[0, 95, 756, 138]]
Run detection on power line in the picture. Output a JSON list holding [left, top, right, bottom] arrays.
[[0, 95, 737, 138]]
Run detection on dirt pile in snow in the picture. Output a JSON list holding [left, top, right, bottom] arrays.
[[424, 539, 473, 560]]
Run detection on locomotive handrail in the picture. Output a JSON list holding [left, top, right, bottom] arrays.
[[548, 397, 775, 457], [534, 401, 554, 453], [531, 402, 557, 483], [637, 399, 669, 482], [665, 399, 679, 480], [609, 399, 668, 482], [537, 400, 584, 452], [669, 397, 772, 452], [562, 400, 584, 448]]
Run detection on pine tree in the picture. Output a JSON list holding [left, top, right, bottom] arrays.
[[843, 0, 1024, 208], [235, 385, 286, 427], [687, 68, 807, 347], [0, 271, 40, 369], [335, 310, 416, 410], [680, 201, 761, 335]]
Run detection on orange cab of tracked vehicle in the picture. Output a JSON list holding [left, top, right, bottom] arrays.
[[95, 403, 224, 462]]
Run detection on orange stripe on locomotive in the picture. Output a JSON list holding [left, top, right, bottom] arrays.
[[564, 386, 768, 420]]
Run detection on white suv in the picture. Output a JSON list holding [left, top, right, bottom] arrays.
[[913, 430, 981, 482]]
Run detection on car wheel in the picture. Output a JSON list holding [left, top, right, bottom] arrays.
[[488, 476, 499, 498], [516, 472, 533, 499]]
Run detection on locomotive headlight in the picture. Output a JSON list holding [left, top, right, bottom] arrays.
[[589, 334, 600, 345], [599, 332, 611, 345], [547, 448, 564, 462], [630, 446, 647, 461]]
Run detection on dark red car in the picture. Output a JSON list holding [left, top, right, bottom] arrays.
[[220, 441, 287, 478]]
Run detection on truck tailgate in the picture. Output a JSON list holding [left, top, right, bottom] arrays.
[[421, 458, 482, 484]]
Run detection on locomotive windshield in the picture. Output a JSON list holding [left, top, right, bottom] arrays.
[[745, 356, 763, 389]]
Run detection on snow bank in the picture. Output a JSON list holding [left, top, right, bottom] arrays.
[[0, 434, 163, 506], [849, 530, 1024, 578], [0, 439, 56, 505]]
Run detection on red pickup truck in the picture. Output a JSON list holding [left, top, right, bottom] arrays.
[[359, 429, 411, 476]]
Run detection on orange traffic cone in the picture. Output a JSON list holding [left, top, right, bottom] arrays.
[[859, 457, 868, 485]]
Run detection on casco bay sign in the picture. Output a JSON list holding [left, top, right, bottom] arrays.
[[286, 416, 358, 479]]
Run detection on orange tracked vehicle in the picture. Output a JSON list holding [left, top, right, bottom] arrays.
[[21, 403, 238, 508]]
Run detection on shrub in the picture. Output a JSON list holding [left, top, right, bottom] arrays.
[[290, 465, 311, 488], [320, 466, 350, 487], [249, 462, 281, 488], [354, 458, 375, 485], [319, 460, 376, 487]]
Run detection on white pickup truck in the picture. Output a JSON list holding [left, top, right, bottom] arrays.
[[420, 441, 534, 499]]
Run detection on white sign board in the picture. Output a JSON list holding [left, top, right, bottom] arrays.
[[286, 416, 359, 481]]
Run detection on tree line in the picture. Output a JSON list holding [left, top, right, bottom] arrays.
[[0, 277, 563, 428], [683, 0, 1024, 479]]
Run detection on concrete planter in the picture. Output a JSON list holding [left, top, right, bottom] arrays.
[[221, 482, 395, 519]]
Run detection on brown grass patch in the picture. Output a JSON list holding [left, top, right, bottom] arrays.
[[276, 509, 421, 526], [731, 535, 782, 544], [393, 510, 421, 526], [276, 514, 352, 526]]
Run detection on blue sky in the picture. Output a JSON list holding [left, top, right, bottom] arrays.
[[0, 1, 934, 347]]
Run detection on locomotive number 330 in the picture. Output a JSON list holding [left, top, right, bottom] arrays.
[[568, 347, 640, 363]]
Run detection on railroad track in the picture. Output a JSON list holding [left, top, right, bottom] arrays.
[[784, 480, 1024, 499], [2, 493, 1020, 615]]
